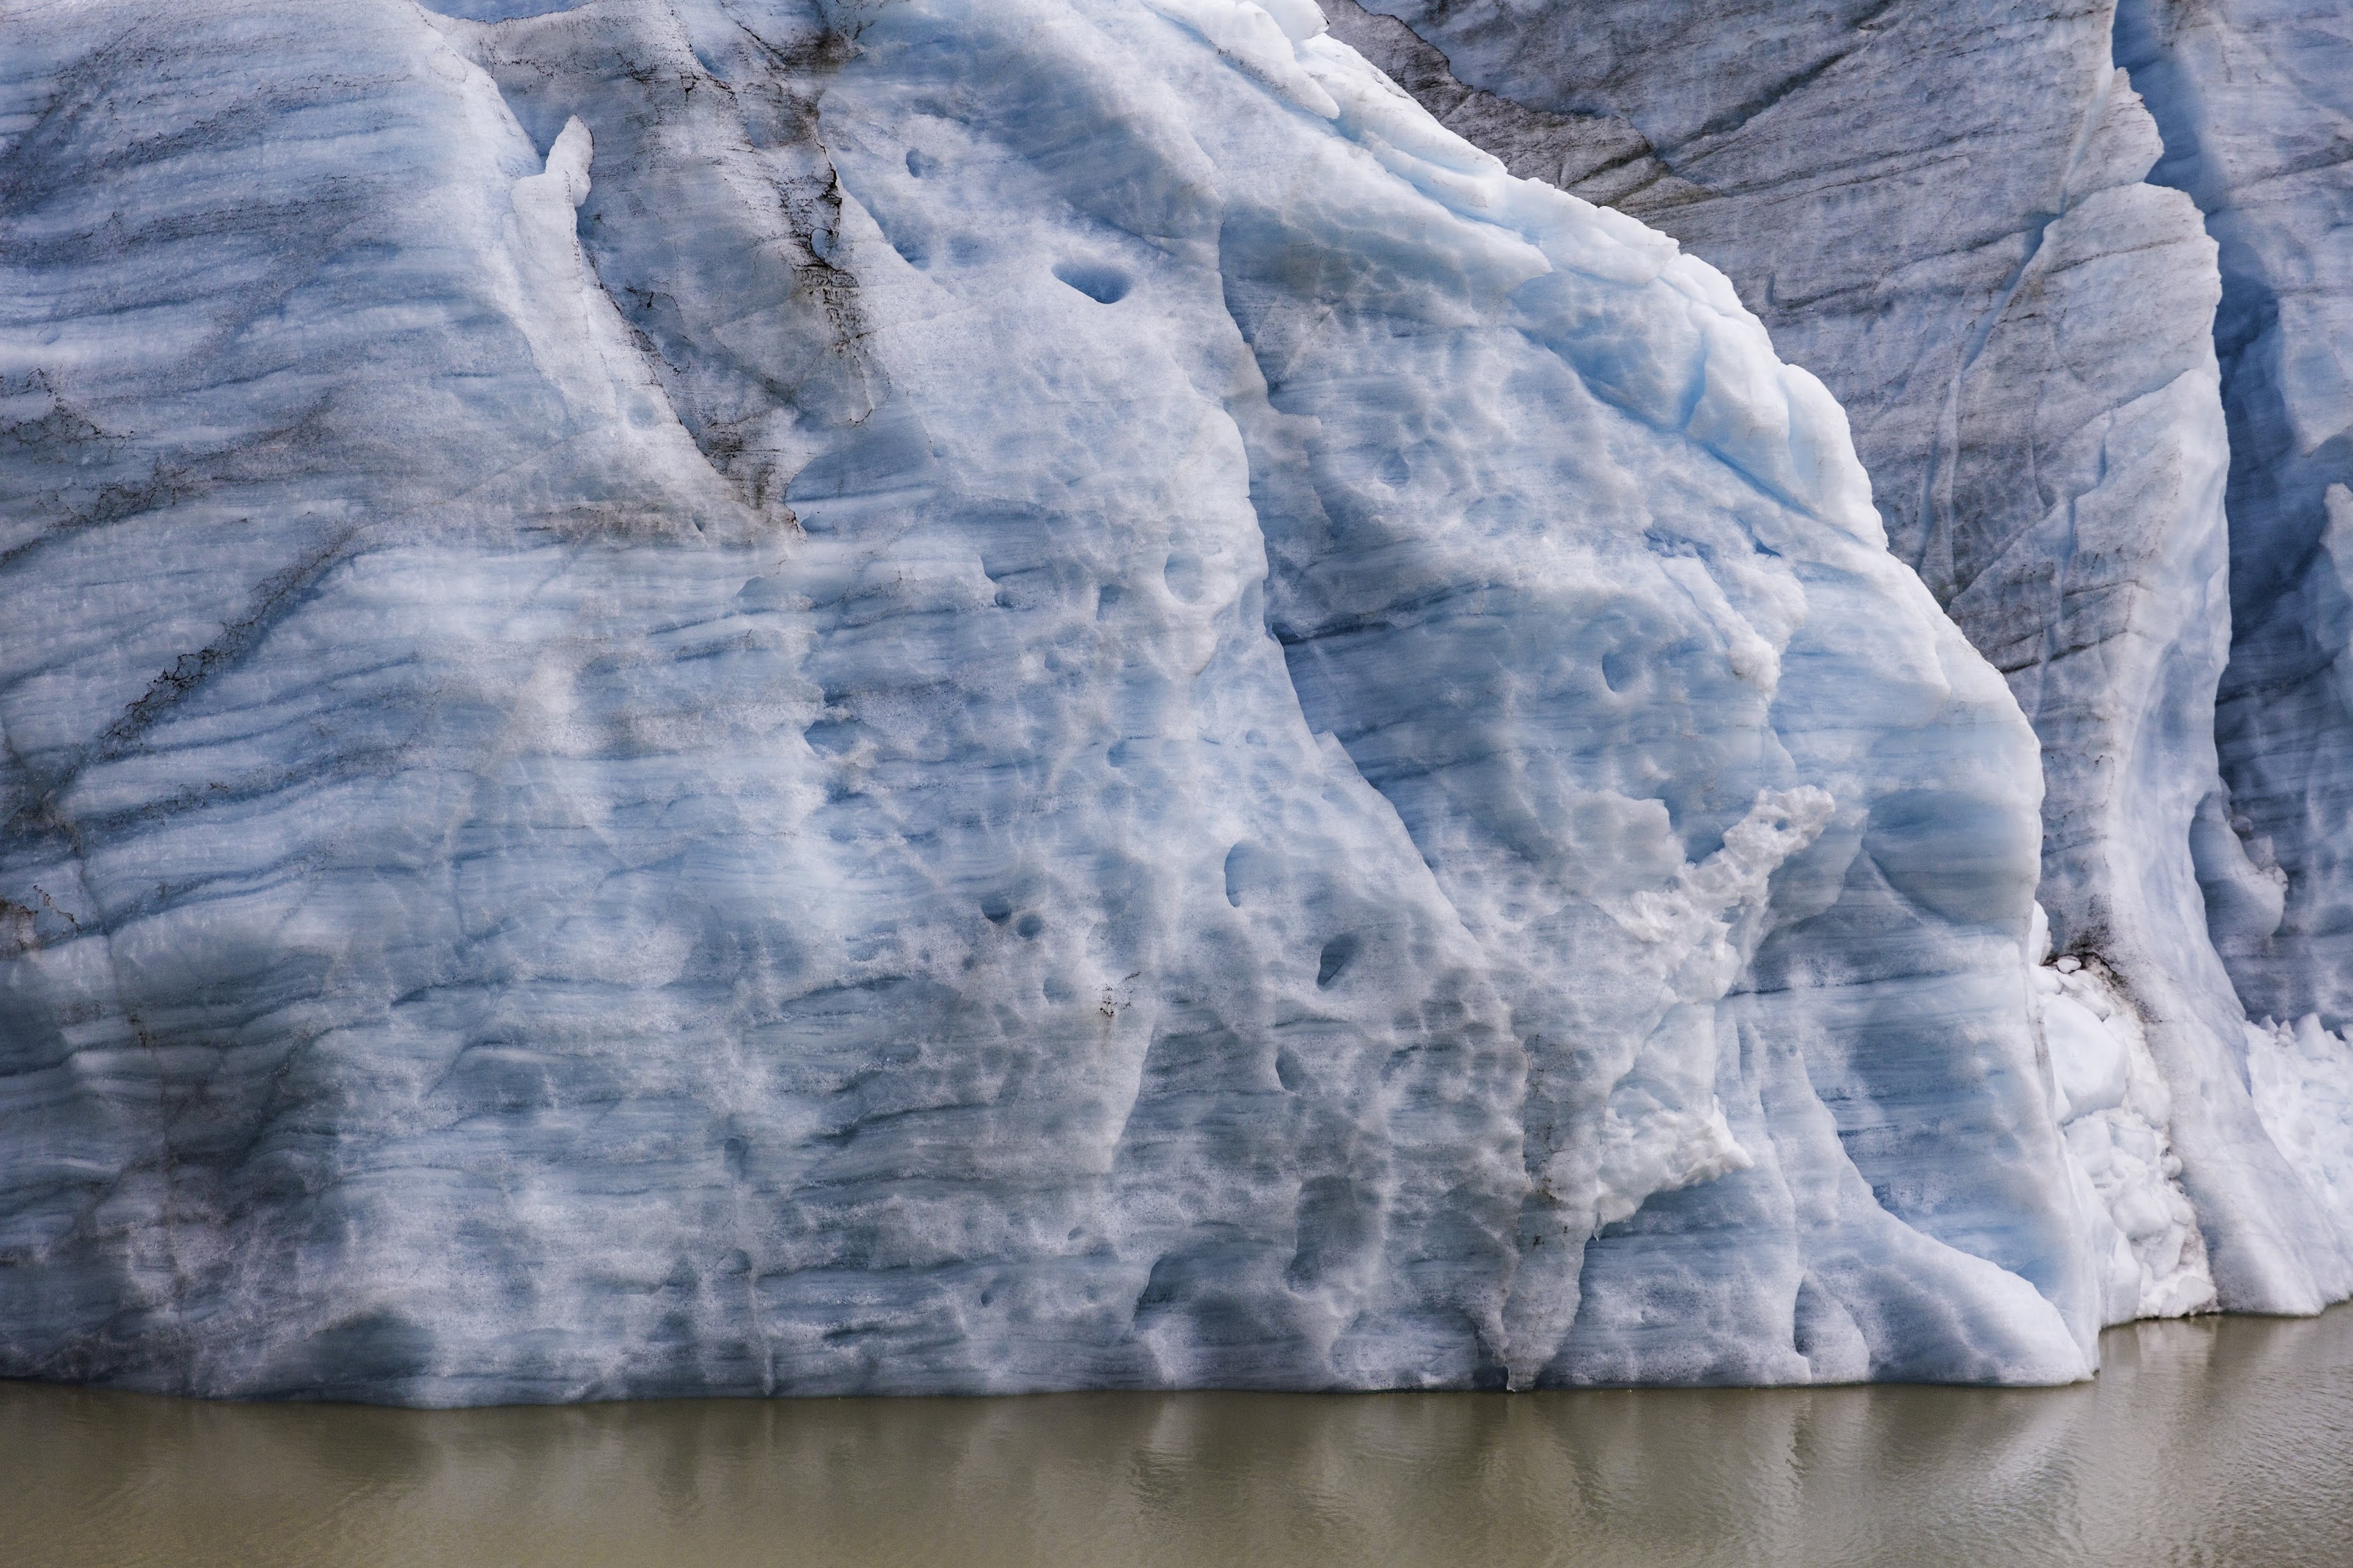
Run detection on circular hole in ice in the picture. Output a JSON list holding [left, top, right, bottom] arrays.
[[1016, 913, 1046, 940], [1316, 933, 1359, 989], [1602, 647, 1638, 693], [1053, 259, 1131, 304]]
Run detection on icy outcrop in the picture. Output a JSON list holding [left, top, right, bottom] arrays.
[[2030, 913, 2215, 1323], [0, 0, 2123, 1400], [1329, 0, 2353, 1315]]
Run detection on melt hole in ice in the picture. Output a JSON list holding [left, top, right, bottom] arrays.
[[1053, 259, 1132, 304], [1317, 933, 1360, 988]]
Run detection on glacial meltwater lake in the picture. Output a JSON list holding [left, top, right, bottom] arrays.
[[3, 1304, 2349, 1568]]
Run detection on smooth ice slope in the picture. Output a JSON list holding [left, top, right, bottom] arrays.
[[1326, 0, 2353, 1318], [3, 0, 2100, 1400]]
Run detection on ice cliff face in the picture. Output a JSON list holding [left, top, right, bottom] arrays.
[[1323, 0, 2353, 1318], [0, 0, 2337, 1403], [0, 0, 2120, 1400]]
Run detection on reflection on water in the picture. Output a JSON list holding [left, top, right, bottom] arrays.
[[3, 1306, 2350, 1568]]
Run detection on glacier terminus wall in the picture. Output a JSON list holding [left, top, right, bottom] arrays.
[[0, 0, 2346, 1402]]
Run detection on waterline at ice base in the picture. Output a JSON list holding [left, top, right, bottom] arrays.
[[1, 0, 2348, 1404]]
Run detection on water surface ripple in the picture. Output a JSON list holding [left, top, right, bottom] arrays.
[[5, 1306, 2349, 1567]]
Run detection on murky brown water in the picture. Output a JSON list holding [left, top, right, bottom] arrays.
[[3, 1306, 2349, 1568]]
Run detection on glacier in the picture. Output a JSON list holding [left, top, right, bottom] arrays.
[[0, 0, 2340, 1403], [1323, 0, 2353, 1320]]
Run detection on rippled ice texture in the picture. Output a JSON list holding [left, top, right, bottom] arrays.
[[1, 0, 2136, 1400]]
